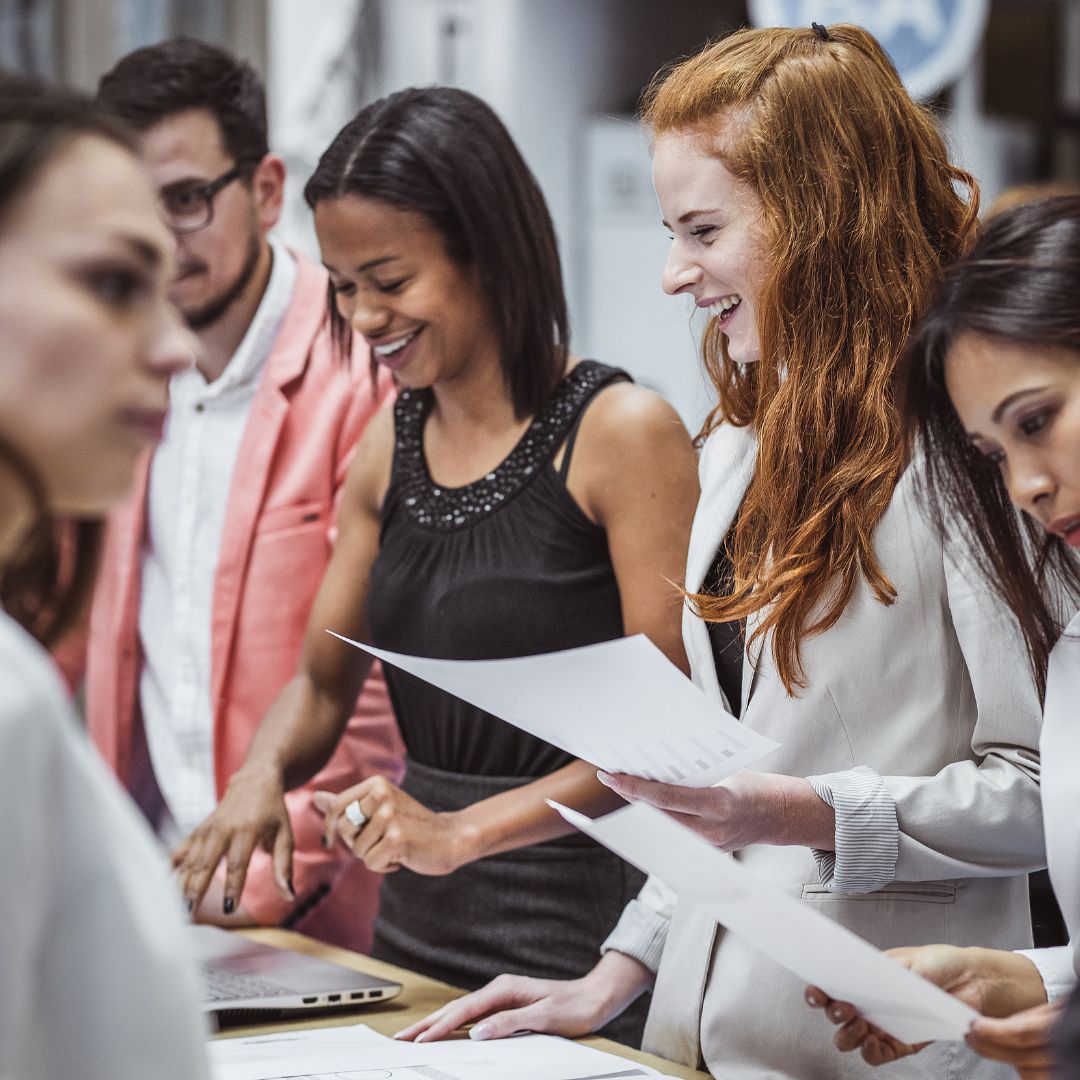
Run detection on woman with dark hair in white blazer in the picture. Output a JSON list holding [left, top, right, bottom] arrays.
[[0, 77, 207, 1080], [807, 196, 1080, 1080]]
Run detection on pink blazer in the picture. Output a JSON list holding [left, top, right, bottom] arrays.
[[85, 252, 404, 952]]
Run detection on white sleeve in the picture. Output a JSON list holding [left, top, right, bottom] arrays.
[[600, 874, 678, 973], [806, 545, 1043, 894], [1017, 945, 1077, 1003]]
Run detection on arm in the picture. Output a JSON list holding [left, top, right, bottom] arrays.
[[171, 405, 395, 913], [316, 381, 701, 876]]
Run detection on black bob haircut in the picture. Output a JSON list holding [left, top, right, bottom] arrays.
[[304, 86, 569, 420]]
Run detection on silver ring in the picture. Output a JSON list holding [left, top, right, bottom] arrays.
[[344, 799, 367, 829]]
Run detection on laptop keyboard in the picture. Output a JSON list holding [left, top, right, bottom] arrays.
[[201, 968, 288, 1003]]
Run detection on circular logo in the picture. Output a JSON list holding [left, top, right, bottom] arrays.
[[747, 0, 991, 98]]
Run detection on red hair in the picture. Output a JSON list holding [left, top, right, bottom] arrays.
[[644, 24, 979, 692]]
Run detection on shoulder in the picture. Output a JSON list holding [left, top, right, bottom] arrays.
[[342, 390, 398, 517], [578, 378, 693, 458]]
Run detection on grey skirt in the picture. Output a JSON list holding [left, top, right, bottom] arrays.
[[371, 757, 650, 1047]]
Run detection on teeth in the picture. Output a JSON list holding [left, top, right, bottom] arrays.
[[374, 330, 417, 356], [708, 295, 741, 318]]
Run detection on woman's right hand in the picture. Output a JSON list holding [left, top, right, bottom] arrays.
[[394, 951, 653, 1044], [170, 765, 295, 916], [805, 944, 1050, 1067]]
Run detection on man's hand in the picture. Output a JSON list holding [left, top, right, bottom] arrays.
[[171, 765, 295, 915]]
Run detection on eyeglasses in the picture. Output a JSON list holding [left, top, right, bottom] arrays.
[[158, 163, 248, 234]]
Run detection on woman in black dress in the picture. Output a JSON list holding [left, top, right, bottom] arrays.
[[173, 86, 698, 1044]]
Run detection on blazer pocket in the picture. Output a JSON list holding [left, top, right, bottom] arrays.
[[801, 881, 957, 904], [256, 499, 329, 536]]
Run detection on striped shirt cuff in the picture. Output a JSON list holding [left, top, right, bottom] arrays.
[[600, 897, 670, 974], [806, 766, 899, 894]]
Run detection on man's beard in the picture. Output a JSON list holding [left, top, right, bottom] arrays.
[[182, 230, 262, 331]]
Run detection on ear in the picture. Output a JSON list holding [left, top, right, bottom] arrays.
[[250, 153, 286, 233]]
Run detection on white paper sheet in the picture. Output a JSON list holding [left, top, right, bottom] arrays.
[[548, 800, 980, 1044], [209, 1023, 670, 1080], [330, 632, 777, 785]]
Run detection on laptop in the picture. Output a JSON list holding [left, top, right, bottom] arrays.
[[190, 924, 402, 1018]]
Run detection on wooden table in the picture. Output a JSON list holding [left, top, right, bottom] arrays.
[[223, 928, 710, 1079]]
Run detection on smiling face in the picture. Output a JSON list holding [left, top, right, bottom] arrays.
[[945, 333, 1080, 546], [652, 130, 768, 366], [314, 194, 502, 391], [0, 134, 192, 516]]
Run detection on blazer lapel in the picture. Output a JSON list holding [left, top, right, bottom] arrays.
[[208, 253, 326, 732]]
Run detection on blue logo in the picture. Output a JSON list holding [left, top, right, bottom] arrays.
[[747, 0, 990, 98]]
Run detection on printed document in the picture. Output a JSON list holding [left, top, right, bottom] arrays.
[[209, 1023, 678, 1079], [330, 632, 777, 785], [549, 800, 980, 1044]]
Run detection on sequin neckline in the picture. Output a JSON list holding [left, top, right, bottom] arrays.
[[392, 360, 618, 531]]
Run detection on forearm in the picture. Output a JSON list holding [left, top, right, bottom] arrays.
[[239, 668, 367, 792], [452, 760, 623, 863], [581, 949, 655, 1020]]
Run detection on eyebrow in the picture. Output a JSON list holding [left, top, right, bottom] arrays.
[[323, 255, 402, 276], [991, 386, 1046, 424], [660, 208, 725, 230]]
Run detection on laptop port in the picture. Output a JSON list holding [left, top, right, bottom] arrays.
[[350, 992, 364, 1000], [369, 990, 382, 998], [327, 994, 341, 1003], [302, 997, 317, 1004]]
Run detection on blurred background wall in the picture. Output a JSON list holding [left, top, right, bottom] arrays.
[[4, 0, 1078, 433]]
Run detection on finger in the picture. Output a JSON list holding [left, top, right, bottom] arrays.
[[826, 1001, 857, 1027], [597, 771, 699, 813], [174, 833, 228, 912], [834, 1016, 870, 1052], [467, 1002, 554, 1041], [222, 832, 259, 915], [348, 813, 388, 864], [271, 821, 295, 900], [398, 979, 532, 1043], [361, 824, 404, 874], [804, 986, 830, 1009]]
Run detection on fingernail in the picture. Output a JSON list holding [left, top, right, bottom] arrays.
[[596, 770, 614, 787], [223, 896, 234, 915], [185, 897, 193, 914], [321, 833, 330, 849], [392, 1029, 408, 1040], [805, 989, 821, 1006], [470, 1024, 492, 1041], [286, 877, 295, 898], [414, 1032, 429, 1044], [828, 1005, 844, 1022]]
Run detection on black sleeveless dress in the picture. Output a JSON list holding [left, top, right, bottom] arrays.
[[365, 360, 649, 1045]]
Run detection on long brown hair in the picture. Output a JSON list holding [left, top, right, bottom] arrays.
[[0, 75, 131, 644], [907, 195, 1080, 695], [643, 24, 979, 692]]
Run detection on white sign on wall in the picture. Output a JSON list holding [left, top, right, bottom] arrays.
[[747, 0, 991, 98]]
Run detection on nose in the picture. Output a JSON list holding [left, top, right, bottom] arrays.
[[347, 292, 392, 338], [661, 238, 700, 297], [1004, 449, 1055, 516], [146, 303, 196, 377]]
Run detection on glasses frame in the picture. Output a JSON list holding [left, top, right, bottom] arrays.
[[160, 163, 249, 234]]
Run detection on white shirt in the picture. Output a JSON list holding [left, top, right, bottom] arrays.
[[1023, 608, 1080, 1000], [0, 610, 209, 1080], [138, 237, 297, 843]]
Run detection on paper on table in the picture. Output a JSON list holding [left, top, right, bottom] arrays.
[[208, 1023, 667, 1080], [330, 632, 778, 785], [548, 800, 980, 1044]]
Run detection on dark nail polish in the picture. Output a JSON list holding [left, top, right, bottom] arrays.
[[223, 896, 234, 915], [287, 877, 295, 897], [321, 833, 330, 849], [185, 898, 193, 914]]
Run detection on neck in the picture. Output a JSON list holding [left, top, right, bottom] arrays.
[[194, 237, 274, 382], [429, 348, 518, 435]]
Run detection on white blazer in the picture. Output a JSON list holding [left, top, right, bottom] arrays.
[[1025, 609, 1080, 999], [613, 423, 1045, 1080]]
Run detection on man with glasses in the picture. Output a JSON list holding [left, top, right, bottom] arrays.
[[82, 37, 403, 951]]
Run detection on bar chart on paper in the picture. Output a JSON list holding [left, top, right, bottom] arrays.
[[330, 632, 778, 786]]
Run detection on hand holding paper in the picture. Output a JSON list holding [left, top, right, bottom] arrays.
[[548, 799, 980, 1045], [329, 632, 778, 785]]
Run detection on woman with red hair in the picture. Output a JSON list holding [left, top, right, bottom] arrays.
[[402, 24, 1045, 1080]]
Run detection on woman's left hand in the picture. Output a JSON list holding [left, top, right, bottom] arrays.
[[966, 1002, 1065, 1080], [596, 768, 835, 850], [313, 777, 477, 876]]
